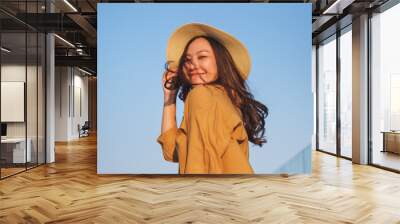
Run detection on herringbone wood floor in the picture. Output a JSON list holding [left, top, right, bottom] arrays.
[[1, 134, 400, 224]]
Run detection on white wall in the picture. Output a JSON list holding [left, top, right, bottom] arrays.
[[55, 66, 69, 141], [55, 67, 89, 141], [1, 63, 46, 164], [1, 64, 38, 138], [1, 65, 26, 132], [72, 72, 89, 138]]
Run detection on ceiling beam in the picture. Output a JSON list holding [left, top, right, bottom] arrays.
[[67, 13, 97, 46], [55, 55, 96, 71]]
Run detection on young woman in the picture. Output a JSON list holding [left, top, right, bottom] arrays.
[[157, 23, 268, 174]]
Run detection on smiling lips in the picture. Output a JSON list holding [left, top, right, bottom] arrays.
[[190, 73, 205, 77]]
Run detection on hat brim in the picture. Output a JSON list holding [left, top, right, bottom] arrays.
[[166, 23, 251, 80]]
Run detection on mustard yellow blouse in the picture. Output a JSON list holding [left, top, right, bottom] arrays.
[[157, 84, 254, 174]]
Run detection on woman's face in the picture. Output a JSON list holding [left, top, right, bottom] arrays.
[[182, 37, 218, 85]]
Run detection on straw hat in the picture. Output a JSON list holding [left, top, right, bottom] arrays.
[[166, 23, 251, 80]]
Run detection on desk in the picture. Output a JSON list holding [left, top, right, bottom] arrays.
[[1, 138, 32, 163], [382, 131, 400, 154]]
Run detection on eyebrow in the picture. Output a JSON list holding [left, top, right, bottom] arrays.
[[185, 50, 210, 57]]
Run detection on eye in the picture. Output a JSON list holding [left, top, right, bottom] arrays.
[[198, 56, 207, 59]]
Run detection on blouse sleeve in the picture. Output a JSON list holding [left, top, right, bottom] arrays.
[[156, 127, 179, 163], [183, 85, 245, 173]]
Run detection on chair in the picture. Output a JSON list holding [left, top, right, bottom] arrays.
[[79, 121, 90, 138]]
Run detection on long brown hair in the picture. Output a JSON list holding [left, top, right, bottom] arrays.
[[176, 36, 268, 147]]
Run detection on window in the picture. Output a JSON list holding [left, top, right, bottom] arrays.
[[371, 2, 400, 171], [317, 35, 337, 154], [339, 27, 352, 158], [0, 1, 46, 179]]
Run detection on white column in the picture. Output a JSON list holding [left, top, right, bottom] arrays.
[[46, 33, 55, 163], [312, 45, 317, 150], [352, 14, 369, 164], [46, 1, 55, 163]]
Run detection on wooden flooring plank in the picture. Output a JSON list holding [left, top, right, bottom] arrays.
[[0, 134, 399, 223]]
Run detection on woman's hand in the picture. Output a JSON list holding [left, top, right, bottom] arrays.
[[162, 70, 178, 106], [161, 70, 178, 134]]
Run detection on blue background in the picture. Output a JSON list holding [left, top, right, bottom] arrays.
[[98, 3, 312, 174]]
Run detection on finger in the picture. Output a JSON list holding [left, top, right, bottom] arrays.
[[162, 70, 168, 81], [165, 71, 178, 80], [163, 71, 173, 83]]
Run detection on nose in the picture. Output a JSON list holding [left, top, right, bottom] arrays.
[[186, 58, 199, 70]]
